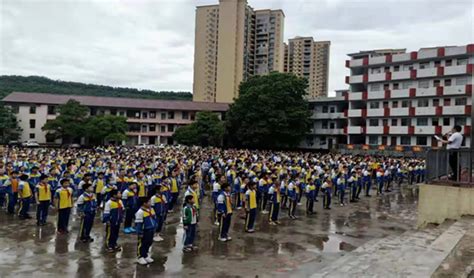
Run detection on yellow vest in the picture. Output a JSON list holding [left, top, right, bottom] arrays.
[[57, 188, 73, 209], [20, 182, 32, 198], [171, 178, 178, 193], [226, 194, 233, 213], [248, 190, 257, 209], [95, 179, 105, 193], [37, 183, 51, 201], [137, 181, 146, 197]]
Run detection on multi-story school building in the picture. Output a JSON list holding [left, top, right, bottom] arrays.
[[345, 44, 473, 149], [2, 92, 228, 145]]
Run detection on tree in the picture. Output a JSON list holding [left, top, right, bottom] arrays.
[[174, 111, 224, 147], [225, 72, 311, 149], [85, 115, 128, 145], [42, 99, 89, 144], [0, 105, 21, 143]]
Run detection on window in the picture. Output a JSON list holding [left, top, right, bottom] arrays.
[[416, 137, 427, 146], [455, 98, 467, 106], [434, 80, 441, 87], [384, 66, 390, 73], [141, 125, 147, 132], [432, 118, 439, 126], [456, 77, 468, 86], [445, 60, 452, 67], [382, 119, 388, 126], [370, 84, 381, 91], [369, 136, 378, 145], [392, 101, 398, 108], [419, 62, 429, 69], [391, 119, 398, 126], [455, 117, 466, 126], [401, 118, 411, 126], [383, 101, 389, 108], [394, 65, 400, 72], [444, 98, 451, 106], [160, 125, 166, 133], [417, 118, 428, 126], [383, 84, 390, 90], [445, 79, 452, 86], [47, 106, 56, 115], [110, 109, 117, 116], [417, 99, 429, 107], [90, 108, 97, 116], [434, 61, 441, 67], [182, 111, 189, 120], [401, 100, 411, 108], [29, 133, 35, 139], [371, 67, 382, 74], [29, 106, 36, 114], [403, 64, 413, 71], [443, 118, 450, 126], [369, 119, 379, 126], [329, 107, 335, 113], [400, 136, 411, 145], [393, 83, 399, 90], [150, 112, 156, 119], [168, 124, 175, 132], [322, 120, 328, 129], [29, 119, 36, 129], [329, 122, 335, 129], [369, 102, 380, 109], [322, 106, 328, 113], [433, 99, 440, 107], [11, 105, 19, 114], [418, 80, 429, 88], [402, 81, 413, 89], [142, 112, 148, 119], [149, 124, 156, 132], [161, 113, 166, 120], [119, 111, 125, 116], [457, 58, 468, 65]]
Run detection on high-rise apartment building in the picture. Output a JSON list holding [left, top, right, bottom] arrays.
[[345, 44, 473, 148], [193, 0, 285, 103], [285, 37, 330, 98]]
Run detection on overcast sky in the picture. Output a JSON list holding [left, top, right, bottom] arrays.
[[1, 0, 473, 95]]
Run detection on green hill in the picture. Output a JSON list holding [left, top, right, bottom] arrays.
[[0, 75, 193, 101]]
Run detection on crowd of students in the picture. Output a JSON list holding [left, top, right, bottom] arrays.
[[0, 146, 426, 265]]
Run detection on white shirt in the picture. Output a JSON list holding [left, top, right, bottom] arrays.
[[447, 132, 463, 149]]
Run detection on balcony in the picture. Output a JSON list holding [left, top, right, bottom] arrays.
[[392, 53, 411, 63], [368, 72, 385, 82], [417, 67, 438, 78], [349, 75, 364, 84], [314, 128, 345, 135], [416, 106, 436, 116], [416, 87, 437, 97], [366, 126, 383, 134], [348, 92, 363, 101], [445, 45, 467, 56], [311, 112, 345, 119], [349, 59, 364, 67], [444, 65, 468, 76], [126, 118, 193, 125], [413, 126, 435, 135], [390, 126, 409, 134], [443, 105, 466, 115], [126, 131, 174, 137], [367, 90, 384, 100], [347, 126, 362, 134], [367, 108, 384, 117], [444, 85, 468, 96], [418, 48, 438, 59], [390, 107, 410, 117], [348, 109, 362, 117], [391, 70, 411, 80], [368, 55, 386, 65], [391, 89, 411, 99]]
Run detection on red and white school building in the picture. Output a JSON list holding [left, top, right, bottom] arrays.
[[344, 44, 473, 148]]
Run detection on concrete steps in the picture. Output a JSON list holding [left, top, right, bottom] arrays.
[[311, 219, 473, 278]]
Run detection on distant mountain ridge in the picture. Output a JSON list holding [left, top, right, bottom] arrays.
[[0, 75, 193, 101]]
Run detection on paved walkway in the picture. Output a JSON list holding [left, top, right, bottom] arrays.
[[311, 219, 473, 278]]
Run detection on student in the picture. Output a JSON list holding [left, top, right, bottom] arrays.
[[287, 177, 297, 220], [135, 196, 157, 265], [217, 183, 233, 242], [268, 179, 281, 225], [184, 179, 200, 213], [122, 182, 138, 234], [18, 174, 33, 220], [77, 183, 97, 243], [93, 172, 106, 209], [280, 175, 288, 209], [376, 169, 384, 196], [168, 171, 180, 212], [78, 173, 93, 196], [322, 177, 332, 210], [212, 175, 223, 226], [5, 171, 19, 214], [151, 186, 165, 242], [101, 181, 116, 203], [305, 178, 316, 214], [244, 182, 257, 232], [362, 168, 372, 197], [0, 169, 8, 209], [55, 179, 74, 234], [35, 174, 51, 226], [182, 194, 198, 252], [103, 189, 124, 252], [336, 173, 346, 206]]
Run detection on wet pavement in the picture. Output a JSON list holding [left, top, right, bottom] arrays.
[[0, 185, 419, 277]]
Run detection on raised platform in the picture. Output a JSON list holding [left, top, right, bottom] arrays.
[[418, 183, 474, 227]]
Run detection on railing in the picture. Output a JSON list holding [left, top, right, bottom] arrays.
[[426, 148, 473, 186]]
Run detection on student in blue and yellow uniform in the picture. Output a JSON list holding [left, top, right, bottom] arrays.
[[268, 177, 281, 225], [5, 171, 19, 214], [77, 183, 97, 242], [322, 177, 332, 210], [168, 170, 180, 212], [18, 174, 33, 220], [122, 182, 138, 234], [35, 174, 51, 226], [93, 172, 106, 210], [287, 177, 298, 220], [103, 189, 124, 252], [55, 179, 74, 234], [244, 181, 257, 233], [28, 166, 41, 202], [151, 186, 165, 242], [135, 196, 157, 265], [217, 183, 233, 242], [305, 178, 316, 215], [0, 169, 9, 209]]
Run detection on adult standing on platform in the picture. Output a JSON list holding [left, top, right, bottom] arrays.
[[437, 125, 463, 181]]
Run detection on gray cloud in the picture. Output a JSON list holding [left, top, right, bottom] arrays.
[[1, 0, 473, 95]]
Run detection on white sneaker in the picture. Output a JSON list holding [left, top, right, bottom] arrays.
[[297, 202, 302, 206], [261, 210, 269, 214], [218, 237, 227, 242], [145, 257, 154, 263], [214, 221, 220, 226], [137, 257, 148, 265], [226, 236, 232, 241], [153, 235, 163, 242]]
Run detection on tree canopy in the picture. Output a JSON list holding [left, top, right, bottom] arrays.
[[85, 115, 128, 145], [0, 75, 192, 101], [0, 105, 21, 144], [225, 72, 311, 149], [173, 111, 224, 147]]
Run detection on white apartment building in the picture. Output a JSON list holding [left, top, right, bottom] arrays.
[[300, 90, 348, 150], [345, 44, 473, 148]]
